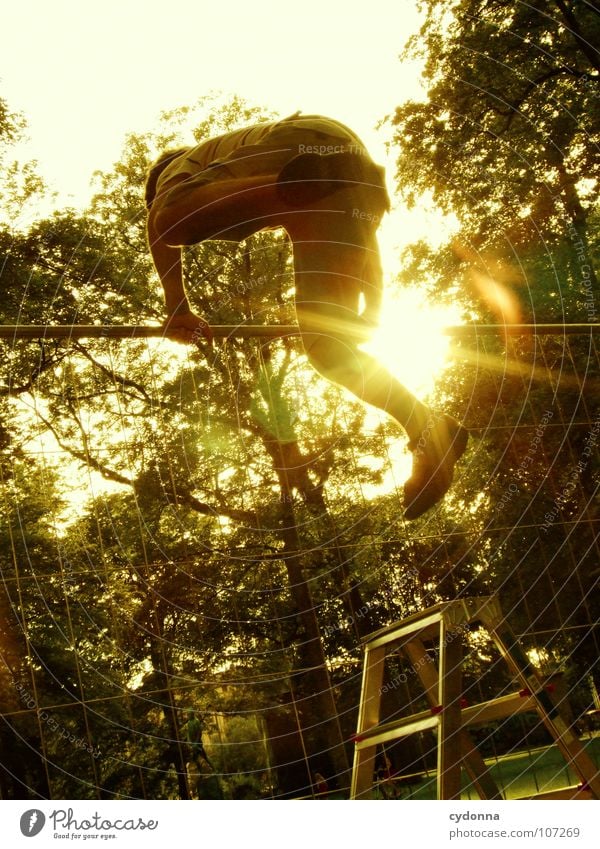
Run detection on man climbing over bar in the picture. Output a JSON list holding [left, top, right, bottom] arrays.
[[145, 112, 468, 519]]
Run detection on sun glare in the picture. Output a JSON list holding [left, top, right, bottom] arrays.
[[354, 284, 463, 498], [363, 285, 462, 398]]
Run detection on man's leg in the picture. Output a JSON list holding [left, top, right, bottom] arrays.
[[292, 236, 431, 441], [290, 224, 468, 518]]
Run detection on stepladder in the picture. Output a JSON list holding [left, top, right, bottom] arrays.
[[350, 596, 600, 800]]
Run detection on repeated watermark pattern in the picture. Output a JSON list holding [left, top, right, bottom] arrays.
[[322, 601, 375, 639], [380, 620, 471, 695], [541, 416, 600, 533], [297, 142, 368, 157], [322, 567, 419, 640], [14, 681, 100, 760], [495, 410, 554, 513], [351, 207, 383, 226], [189, 267, 273, 346], [564, 216, 598, 322]]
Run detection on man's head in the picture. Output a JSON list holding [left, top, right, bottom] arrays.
[[144, 147, 189, 210]]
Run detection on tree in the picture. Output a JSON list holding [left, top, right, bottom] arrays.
[[1, 94, 395, 797], [392, 0, 600, 319], [387, 0, 600, 730]]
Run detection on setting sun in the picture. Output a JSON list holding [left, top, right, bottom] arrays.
[[356, 281, 463, 496], [364, 285, 462, 398]]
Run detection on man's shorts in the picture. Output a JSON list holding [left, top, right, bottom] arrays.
[[156, 113, 390, 221]]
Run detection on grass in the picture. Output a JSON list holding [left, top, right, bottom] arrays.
[[389, 735, 600, 800]]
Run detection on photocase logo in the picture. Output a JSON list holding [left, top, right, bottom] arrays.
[[19, 810, 46, 837]]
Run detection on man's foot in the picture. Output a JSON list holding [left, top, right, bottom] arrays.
[[403, 414, 469, 520], [276, 151, 372, 206]]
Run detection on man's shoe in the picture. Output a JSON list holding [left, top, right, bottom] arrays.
[[403, 414, 469, 520]]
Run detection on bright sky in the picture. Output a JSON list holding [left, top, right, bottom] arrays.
[[2, 0, 424, 210], [4, 0, 462, 397], [5, 0, 465, 506]]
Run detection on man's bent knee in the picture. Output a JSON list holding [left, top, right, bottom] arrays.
[[297, 303, 373, 354], [149, 203, 184, 246], [302, 333, 358, 380]]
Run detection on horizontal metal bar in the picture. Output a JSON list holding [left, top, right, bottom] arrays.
[[443, 323, 600, 336], [0, 325, 301, 340], [0, 323, 599, 341]]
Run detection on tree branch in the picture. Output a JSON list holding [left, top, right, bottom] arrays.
[[502, 67, 584, 130], [0, 343, 68, 397], [34, 409, 133, 487], [175, 491, 258, 525], [35, 406, 257, 524], [72, 342, 154, 404], [554, 0, 600, 73]]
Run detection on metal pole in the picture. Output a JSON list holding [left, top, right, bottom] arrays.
[[1, 323, 599, 341], [443, 323, 600, 336], [0, 325, 301, 340]]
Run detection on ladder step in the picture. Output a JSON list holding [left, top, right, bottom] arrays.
[[354, 710, 440, 750], [519, 785, 594, 801], [461, 691, 538, 725], [354, 691, 538, 750], [351, 597, 600, 800]]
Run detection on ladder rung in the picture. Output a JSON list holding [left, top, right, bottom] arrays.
[[364, 612, 446, 650], [354, 710, 440, 749], [462, 691, 537, 725], [519, 785, 594, 801], [354, 691, 538, 752], [363, 597, 497, 650]]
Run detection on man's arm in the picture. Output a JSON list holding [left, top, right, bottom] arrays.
[[147, 221, 212, 343]]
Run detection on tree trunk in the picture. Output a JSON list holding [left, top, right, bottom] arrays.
[[279, 497, 351, 793], [149, 632, 190, 800]]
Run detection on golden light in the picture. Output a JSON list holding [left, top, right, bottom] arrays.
[[356, 284, 463, 496], [452, 240, 522, 326], [363, 284, 462, 398]]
